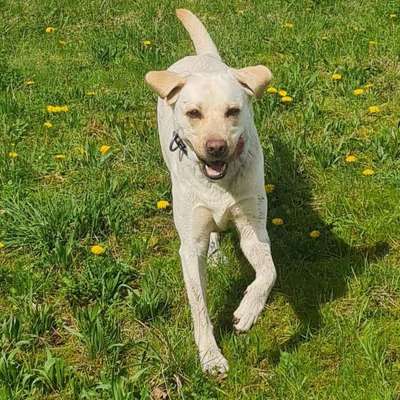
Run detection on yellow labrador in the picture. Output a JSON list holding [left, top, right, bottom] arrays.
[[145, 9, 275, 374]]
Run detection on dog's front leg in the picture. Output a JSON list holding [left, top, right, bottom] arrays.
[[177, 208, 228, 374], [233, 199, 277, 332]]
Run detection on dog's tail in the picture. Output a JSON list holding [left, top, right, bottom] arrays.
[[176, 9, 221, 60]]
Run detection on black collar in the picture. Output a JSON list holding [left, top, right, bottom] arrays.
[[169, 131, 188, 157]]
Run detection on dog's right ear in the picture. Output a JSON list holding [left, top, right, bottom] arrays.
[[145, 71, 186, 104]]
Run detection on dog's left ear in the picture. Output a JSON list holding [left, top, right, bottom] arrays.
[[145, 70, 186, 104], [230, 65, 272, 98]]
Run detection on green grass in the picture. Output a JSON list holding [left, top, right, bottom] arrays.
[[1, 0, 400, 398]]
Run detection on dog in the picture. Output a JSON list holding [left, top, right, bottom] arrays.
[[145, 9, 276, 374]]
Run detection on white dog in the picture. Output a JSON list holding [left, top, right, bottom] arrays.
[[145, 9, 276, 374]]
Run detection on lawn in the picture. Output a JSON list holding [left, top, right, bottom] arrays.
[[1, 0, 400, 398]]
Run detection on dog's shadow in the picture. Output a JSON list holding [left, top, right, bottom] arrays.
[[213, 137, 388, 362]]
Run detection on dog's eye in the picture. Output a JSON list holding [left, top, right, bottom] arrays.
[[186, 109, 202, 119], [225, 107, 240, 118]]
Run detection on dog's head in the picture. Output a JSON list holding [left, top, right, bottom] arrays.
[[145, 65, 271, 180]]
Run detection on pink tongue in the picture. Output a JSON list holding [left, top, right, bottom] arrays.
[[206, 161, 225, 176]]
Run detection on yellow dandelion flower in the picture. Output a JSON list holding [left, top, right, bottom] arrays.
[[265, 184, 275, 193], [331, 73, 342, 81], [368, 105, 381, 114], [25, 80, 34, 86], [54, 154, 66, 161], [0, 241, 4, 249], [143, 40, 151, 46], [43, 121, 53, 128], [47, 105, 69, 113], [8, 151, 17, 158], [90, 244, 106, 255], [45, 27, 55, 33], [309, 230, 321, 239], [353, 88, 364, 96], [345, 154, 357, 163], [362, 168, 374, 176], [284, 22, 294, 28], [86, 91, 96, 96], [281, 96, 293, 103], [157, 200, 170, 209], [278, 89, 288, 97], [272, 217, 284, 225], [99, 145, 111, 155], [266, 86, 278, 94], [368, 40, 378, 46]]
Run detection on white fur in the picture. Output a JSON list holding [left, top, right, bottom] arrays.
[[147, 10, 276, 375]]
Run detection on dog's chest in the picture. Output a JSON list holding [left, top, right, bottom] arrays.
[[194, 186, 240, 231], [211, 204, 233, 231]]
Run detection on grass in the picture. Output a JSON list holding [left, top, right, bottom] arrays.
[[0, 0, 400, 398]]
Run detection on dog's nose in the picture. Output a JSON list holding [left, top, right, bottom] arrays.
[[205, 139, 228, 157]]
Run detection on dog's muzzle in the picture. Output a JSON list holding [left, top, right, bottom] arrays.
[[200, 135, 245, 181]]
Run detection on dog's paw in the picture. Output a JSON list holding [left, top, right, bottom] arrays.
[[200, 348, 229, 376], [233, 282, 269, 333]]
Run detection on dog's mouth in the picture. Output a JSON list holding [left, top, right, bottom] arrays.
[[201, 160, 228, 180]]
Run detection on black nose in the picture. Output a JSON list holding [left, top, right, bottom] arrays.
[[206, 139, 228, 157]]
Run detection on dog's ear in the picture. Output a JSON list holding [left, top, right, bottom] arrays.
[[230, 65, 272, 98], [145, 70, 186, 104]]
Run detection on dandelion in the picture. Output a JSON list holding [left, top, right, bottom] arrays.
[[353, 88, 364, 96], [8, 151, 17, 158], [0, 241, 5, 249], [143, 40, 151, 46], [99, 145, 111, 155], [345, 154, 357, 163], [309, 230, 321, 239], [43, 121, 53, 128], [45, 27, 55, 33], [284, 22, 294, 28], [331, 73, 342, 81], [368, 105, 381, 114], [266, 86, 278, 94], [278, 89, 288, 97], [157, 200, 170, 209], [25, 80, 34, 86], [281, 96, 293, 103], [362, 168, 374, 176], [54, 154, 66, 161], [90, 244, 106, 255], [272, 217, 284, 225], [265, 184, 275, 193], [47, 105, 69, 113]]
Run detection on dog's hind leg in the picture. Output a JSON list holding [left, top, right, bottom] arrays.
[[207, 232, 226, 265]]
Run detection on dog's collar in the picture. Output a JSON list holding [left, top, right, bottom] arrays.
[[169, 130, 188, 158]]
